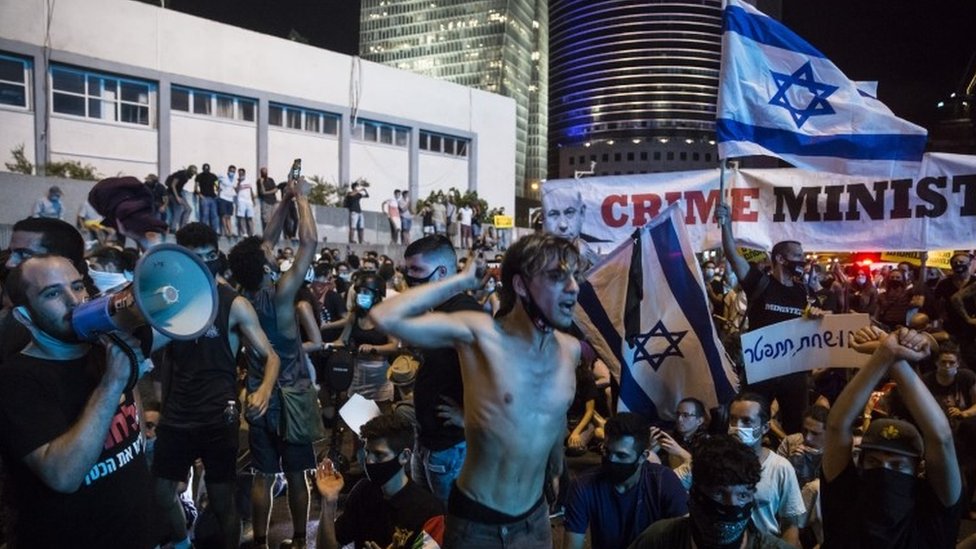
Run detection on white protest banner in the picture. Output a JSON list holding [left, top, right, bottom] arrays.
[[741, 313, 871, 384], [543, 152, 976, 253]]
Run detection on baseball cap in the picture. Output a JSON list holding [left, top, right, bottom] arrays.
[[49, 185, 62, 196], [860, 418, 924, 458]]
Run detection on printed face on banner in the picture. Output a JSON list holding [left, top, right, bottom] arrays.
[[543, 187, 585, 241]]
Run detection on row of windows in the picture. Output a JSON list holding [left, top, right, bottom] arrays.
[[0, 54, 31, 108], [1, 54, 472, 152], [569, 150, 714, 164], [269, 103, 339, 135], [52, 66, 154, 126], [171, 86, 255, 122], [352, 118, 410, 147], [419, 130, 468, 157]]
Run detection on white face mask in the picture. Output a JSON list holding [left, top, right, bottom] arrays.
[[729, 425, 762, 446], [90, 269, 129, 294]]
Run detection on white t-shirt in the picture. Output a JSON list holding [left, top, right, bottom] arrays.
[[236, 178, 254, 203], [673, 448, 806, 539], [752, 450, 806, 537], [459, 206, 473, 225], [218, 173, 237, 201]]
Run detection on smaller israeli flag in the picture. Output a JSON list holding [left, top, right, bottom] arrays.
[[717, 0, 927, 178], [575, 205, 738, 423]]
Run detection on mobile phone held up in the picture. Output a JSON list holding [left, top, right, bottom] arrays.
[[290, 158, 302, 182]]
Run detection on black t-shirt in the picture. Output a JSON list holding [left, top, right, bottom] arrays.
[[922, 369, 976, 412], [320, 290, 348, 342], [166, 169, 192, 198], [741, 264, 808, 331], [0, 353, 152, 548], [259, 176, 278, 205], [344, 192, 363, 213], [820, 463, 963, 549], [931, 276, 976, 339], [335, 479, 444, 549], [195, 171, 218, 198], [413, 293, 483, 450], [162, 284, 240, 429]]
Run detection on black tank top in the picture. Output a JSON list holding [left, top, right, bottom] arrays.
[[161, 283, 239, 429], [350, 316, 389, 347]]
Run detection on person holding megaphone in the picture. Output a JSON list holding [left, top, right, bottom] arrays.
[[0, 253, 158, 548]]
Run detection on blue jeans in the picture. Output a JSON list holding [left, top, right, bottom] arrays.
[[198, 196, 220, 234], [411, 440, 465, 505]]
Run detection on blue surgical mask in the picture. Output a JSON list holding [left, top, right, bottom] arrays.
[[729, 425, 762, 446], [356, 293, 374, 310]]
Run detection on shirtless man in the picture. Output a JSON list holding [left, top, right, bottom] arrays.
[[371, 233, 582, 548]]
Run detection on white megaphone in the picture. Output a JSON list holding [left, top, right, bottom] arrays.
[[71, 244, 218, 341]]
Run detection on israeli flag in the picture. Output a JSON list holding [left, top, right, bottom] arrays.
[[717, 0, 927, 178], [575, 205, 738, 423]]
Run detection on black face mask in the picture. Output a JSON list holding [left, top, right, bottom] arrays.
[[364, 456, 403, 486], [953, 263, 971, 275], [858, 467, 916, 544], [888, 279, 904, 290], [205, 257, 223, 278], [785, 260, 805, 279], [688, 486, 754, 549], [405, 267, 440, 288], [601, 455, 642, 484]]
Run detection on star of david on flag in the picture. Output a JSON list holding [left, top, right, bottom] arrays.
[[716, 0, 927, 178], [574, 205, 738, 423]]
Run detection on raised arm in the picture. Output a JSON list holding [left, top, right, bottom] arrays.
[[715, 202, 749, 281], [822, 326, 897, 481], [370, 259, 482, 348], [887, 337, 961, 506]]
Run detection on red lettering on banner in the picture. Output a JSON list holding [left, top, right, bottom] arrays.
[[731, 188, 760, 222], [601, 189, 762, 227], [632, 193, 662, 226], [684, 190, 721, 225], [601, 194, 629, 227]]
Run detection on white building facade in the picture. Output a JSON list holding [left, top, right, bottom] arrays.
[[0, 0, 518, 215]]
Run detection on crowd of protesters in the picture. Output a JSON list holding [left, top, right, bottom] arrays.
[[0, 173, 974, 549]]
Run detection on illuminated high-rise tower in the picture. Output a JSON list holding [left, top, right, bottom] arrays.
[[360, 0, 548, 199], [549, 0, 723, 178]]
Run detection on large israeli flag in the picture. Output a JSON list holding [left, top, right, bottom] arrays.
[[575, 205, 738, 423], [717, 0, 927, 178]]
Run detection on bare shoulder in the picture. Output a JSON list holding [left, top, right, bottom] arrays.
[[555, 331, 582, 359]]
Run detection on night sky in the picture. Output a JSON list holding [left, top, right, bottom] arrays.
[[146, 0, 974, 132], [783, 0, 976, 129]]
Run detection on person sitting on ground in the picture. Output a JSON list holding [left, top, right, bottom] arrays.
[[628, 434, 794, 549], [315, 413, 444, 549], [821, 326, 963, 548], [675, 392, 805, 546], [563, 413, 687, 549], [776, 404, 828, 546], [652, 397, 709, 469]]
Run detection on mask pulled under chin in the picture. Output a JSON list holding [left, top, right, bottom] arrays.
[[688, 486, 753, 548], [519, 293, 554, 333]]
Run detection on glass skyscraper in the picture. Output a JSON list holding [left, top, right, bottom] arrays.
[[360, 0, 548, 198], [549, 0, 723, 178]]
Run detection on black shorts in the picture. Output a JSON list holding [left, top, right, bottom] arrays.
[[248, 420, 316, 474], [217, 198, 234, 217], [152, 422, 239, 483]]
